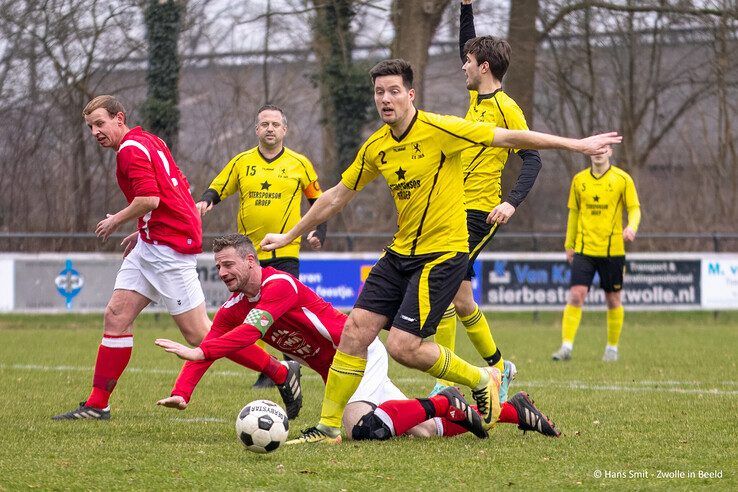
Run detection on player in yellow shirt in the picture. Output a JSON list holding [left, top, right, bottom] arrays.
[[431, 0, 542, 401], [552, 147, 641, 362], [197, 104, 326, 387], [262, 58, 621, 444], [197, 105, 326, 277]]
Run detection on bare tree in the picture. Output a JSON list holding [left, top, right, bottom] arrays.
[[390, 0, 451, 105]]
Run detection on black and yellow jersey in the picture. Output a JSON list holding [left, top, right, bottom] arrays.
[[341, 110, 496, 256], [204, 147, 321, 260], [566, 165, 641, 257], [462, 90, 528, 212]]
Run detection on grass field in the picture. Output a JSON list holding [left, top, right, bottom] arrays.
[[0, 311, 736, 490]]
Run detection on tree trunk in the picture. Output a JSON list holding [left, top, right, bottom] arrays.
[[390, 0, 450, 106], [505, 0, 539, 124]]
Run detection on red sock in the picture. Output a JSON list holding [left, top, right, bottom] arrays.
[[376, 399, 429, 436], [86, 334, 133, 409], [262, 356, 288, 385], [499, 402, 518, 424], [227, 345, 287, 384], [439, 418, 468, 437]]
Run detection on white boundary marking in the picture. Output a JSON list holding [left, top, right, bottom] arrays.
[[3, 363, 738, 396]]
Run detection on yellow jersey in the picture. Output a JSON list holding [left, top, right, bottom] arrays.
[[462, 90, 528, 211], [341, 110, 496, 256], [206, 146, 321, 260], [566, 165, 641, 257]]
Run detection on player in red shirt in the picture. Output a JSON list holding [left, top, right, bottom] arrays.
[[53, 95, 214, 420], [155, 234, 560, 441]]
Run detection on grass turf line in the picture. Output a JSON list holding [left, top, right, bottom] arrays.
[[0, 311, 735, 490]]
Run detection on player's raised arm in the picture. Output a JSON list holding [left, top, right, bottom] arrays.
[[493, 128, 622, 156], [459, 0, 476, 62], [261, 182, 357, 251]]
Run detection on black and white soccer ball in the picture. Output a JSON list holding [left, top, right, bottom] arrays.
[[235, 399, 289, 453]]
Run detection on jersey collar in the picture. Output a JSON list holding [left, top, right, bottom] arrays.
[[476, 88, 503, 103], [258, 147, 285, 163], [589, 164, 612, 180], [390, 109, 419, 143]]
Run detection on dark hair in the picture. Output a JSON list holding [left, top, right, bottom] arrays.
[[82, 95, 126, 120], [463, 36, 511, 81], [369, 59, 414, 89], [255, 104, 287, 126], [212, 234, 257, 258]]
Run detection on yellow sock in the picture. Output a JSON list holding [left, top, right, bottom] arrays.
[[460, 305, 504, 372], [433, 306, 457, 386], [318, 350, 366, 430], [607, 306, 624, 347], [562, 304, 582, 346], [427, 344, 483, 390]]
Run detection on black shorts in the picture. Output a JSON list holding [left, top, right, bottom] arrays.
[[260, 257, 299, 277], [355, 249, 467, 338], [465, 209, 499, 280], [570, 254, 625, 292]]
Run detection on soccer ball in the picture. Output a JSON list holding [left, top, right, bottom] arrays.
[[235, 399, 289, 453]]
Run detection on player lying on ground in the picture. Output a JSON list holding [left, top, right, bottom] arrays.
[[155, 234, 560, 441]]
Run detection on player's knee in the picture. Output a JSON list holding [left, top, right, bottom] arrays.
[[385, 339, 422, 367], [568, 288, 586, 306], [350, 411, 392, 441], [338, 317, 365, 353], [605, 293, 622, 309], [182, 330, 203, 346], [453, 297, 476, 317], [103, 304, 129, 334]]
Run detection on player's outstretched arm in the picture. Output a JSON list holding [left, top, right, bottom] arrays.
[[262, 182, 356, 252], [155, 338, 205, 361], [493, 128, 622, 156]]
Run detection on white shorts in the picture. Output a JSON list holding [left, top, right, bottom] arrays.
[[114, 239, 205, 315], [348, 338, 406, 406]]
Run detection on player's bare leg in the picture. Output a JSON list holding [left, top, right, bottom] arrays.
[[53, 289, 151, 420], [172, 301, 211, 346]]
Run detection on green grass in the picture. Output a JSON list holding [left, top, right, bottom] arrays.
[[0, 312, 736, 490]]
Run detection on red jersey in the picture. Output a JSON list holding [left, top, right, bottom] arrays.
[[116, 126, 202, 254]]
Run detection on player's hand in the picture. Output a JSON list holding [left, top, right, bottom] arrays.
[[306, 230, 323, 250], [196, 201, 213, 216], [95, 213, 120, 242], [487, 202, 516, 225], [261, 233, 290, 252], [157, 395, 188, 410], [566, 249, 575, 264], [154, 338, 205, 361], [577, 134, 622, 155], [623, 226, 637, 242], [121, 231, 138, 257]]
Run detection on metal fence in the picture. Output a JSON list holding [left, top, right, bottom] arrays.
[[1, 231, 737, 253]]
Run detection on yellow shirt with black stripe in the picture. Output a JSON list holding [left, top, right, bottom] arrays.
[[207, 147, 321, 260], [341, 110, 496, 256], [462, 90, 528, 211], [566, 165, 641, 257]]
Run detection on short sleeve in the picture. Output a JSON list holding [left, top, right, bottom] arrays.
[[567, 176, 579, 210], [340, 137, 381, 191], [118, 145, 159, 196]]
